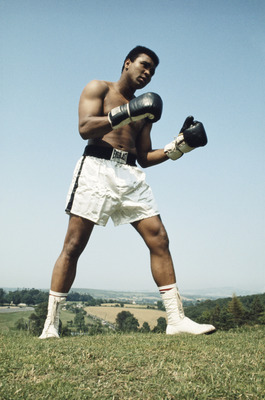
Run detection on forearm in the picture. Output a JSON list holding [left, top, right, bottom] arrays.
[[79, 116, 112, 140], [138, 148, 169, 168]]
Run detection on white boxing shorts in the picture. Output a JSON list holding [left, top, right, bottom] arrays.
[[65, 154, 159, 226]]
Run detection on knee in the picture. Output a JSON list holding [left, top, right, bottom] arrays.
[[62, 237, 85, 260], [148, 227, 170, 254]]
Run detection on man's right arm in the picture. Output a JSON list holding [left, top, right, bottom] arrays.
[[78, 80, 112, 140]]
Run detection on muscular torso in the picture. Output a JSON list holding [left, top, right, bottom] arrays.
[[88, 81, 146, 155]]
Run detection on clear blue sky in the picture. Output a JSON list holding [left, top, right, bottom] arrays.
[[1, 0, 264, 295]]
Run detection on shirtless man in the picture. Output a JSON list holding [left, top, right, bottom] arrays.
[[39, 46, 215, 338]]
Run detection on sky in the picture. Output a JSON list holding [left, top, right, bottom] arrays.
[[1, 0, 264, 296]]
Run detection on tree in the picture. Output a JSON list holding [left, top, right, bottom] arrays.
[[22, 292, 34, 306], [157, 301, 165, 311], [15, 318, 28, 331], [209, 304, 225, 330], [115, 311, 139, 332], [250, 297, 264, 323], [4, 289, 48, 306], [123, 315, 139, 332], [152, 317, 167, 333], [211, 304, 221, 322], [28, 302, 49, 336], [88, 321, 105, 335], [0, 289, 6, 305], [60, 325, 72, 337], [198, 310, 212, 324], [140, 322, 151, 333], [227, 294, 246, 326], [12, 292, 22, 305], [258, 311, 265, 325], [74, 312, 85, 330]]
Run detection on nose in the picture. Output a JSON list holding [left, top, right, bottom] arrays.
[[144, 69, 151, 80]]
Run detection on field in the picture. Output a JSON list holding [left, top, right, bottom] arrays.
[[84, 305, 166, 329], [0, 309, 33, 332], [0, 305, 164, 331], [0, 325, 264, 399]]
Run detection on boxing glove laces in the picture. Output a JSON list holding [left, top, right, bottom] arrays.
[[108, 92, 163, 129], [164, 116, 208, 160]]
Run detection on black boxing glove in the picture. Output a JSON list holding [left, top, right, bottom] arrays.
[[108, 92, 163, 130], [164, 116, 208, 160]]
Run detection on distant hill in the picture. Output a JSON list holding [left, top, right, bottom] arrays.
[[68, 287, 264, 301], [2, 286, 264, 304], [69, 288, 161, 303], [182, 286, 264, 299]]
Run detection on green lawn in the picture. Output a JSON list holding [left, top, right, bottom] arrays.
[[0, 326, 264, 399]]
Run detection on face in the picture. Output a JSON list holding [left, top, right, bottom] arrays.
[[125, 54, 156, 89]]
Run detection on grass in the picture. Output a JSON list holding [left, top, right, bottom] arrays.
[[0, 326, 264, 399]]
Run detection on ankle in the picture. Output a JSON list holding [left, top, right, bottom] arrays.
[[159, 284, 185, 323], [49, 290, 68, 298]]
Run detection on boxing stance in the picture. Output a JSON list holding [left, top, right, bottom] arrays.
[[40, 46, 215, 338]]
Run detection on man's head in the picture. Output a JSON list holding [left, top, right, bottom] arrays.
[[121, 46, 159, 73]]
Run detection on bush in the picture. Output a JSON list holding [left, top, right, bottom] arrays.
[[115, 311, 139, 332]]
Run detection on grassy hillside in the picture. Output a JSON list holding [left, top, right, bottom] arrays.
[[0, 326, 264, 399]]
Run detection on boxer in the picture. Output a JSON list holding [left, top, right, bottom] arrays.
[[40, 46, 215, 339]]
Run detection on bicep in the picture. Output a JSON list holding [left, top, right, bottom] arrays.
[[78, 80, 107, 126]]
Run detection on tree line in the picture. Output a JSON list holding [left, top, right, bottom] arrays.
[[0, 288, 48, 305], [185, 293, 265, 330], [2, 288, 264, 334], [0, 288, 115, 307]]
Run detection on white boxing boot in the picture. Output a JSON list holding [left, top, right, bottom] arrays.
[[39, 291, 67, 339], [159, 284, 216, 335]]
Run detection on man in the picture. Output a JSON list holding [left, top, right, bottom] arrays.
[[40, 46, 215, 339]]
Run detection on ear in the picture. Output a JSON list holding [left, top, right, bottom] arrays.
[[124, 58, 131, 70]]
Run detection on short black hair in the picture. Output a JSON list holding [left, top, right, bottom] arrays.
[[122, 46, 159, 72]]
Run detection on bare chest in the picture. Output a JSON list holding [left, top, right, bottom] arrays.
[[104, 88, 144, 130], [103, 89, 128, 115]]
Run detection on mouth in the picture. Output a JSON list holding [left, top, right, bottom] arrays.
[[138, 76, 147, 84]]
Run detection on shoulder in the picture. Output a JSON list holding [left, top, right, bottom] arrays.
[[81, 80, 111, 99]]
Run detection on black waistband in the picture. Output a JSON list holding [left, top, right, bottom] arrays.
[[83, 145, 137, 166]]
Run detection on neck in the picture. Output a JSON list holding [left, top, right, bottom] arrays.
[[115, 76, 136, 100]]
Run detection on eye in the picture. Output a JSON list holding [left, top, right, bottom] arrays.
[[142, 62, 155, 76]]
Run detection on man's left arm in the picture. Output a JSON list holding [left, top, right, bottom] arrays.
[[136, 122, 168, 168], [137, 115, 208, 168]]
